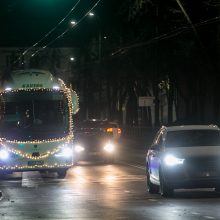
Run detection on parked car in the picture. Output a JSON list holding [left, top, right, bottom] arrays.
[[73, 119, 121, 163], [146, 125, 220, 197]]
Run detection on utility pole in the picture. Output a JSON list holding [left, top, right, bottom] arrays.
[[154, 1, 160, 126]]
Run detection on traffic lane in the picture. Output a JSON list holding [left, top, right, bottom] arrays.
[[0, 165, 219, 220], [0, 164, 150, 220], [118, 138, 147, 165]]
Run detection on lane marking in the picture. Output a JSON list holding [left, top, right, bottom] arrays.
[[191, 212, 200, 215], [204, 216, 215, 219]]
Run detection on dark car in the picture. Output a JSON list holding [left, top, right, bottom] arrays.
[[73, 119, 120, 163], [146, 125, 220, 197]]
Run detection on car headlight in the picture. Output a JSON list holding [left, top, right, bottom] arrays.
[[0, 149, 9, 160], [55, 147, 73, 158], [164, 155, 184, 166], [75, 145, 85, 153], [104, 143, 114, 153]]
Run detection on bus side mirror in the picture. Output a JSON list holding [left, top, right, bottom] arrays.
[[71, 90, 79, 114]]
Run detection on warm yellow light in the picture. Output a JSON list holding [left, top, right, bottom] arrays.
[[0, 80, 79, 163], [106, 128, 113, 133]]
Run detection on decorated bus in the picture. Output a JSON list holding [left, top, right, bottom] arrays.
[[0, 69, 79, 178]]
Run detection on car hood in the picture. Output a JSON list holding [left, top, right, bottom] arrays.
[[165, 146, 220, 158]]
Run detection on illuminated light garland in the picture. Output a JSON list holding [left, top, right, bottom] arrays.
[[0, 163, 74, 171], [0, 79, 79, 164], [3, 135, 73, 145], [0, 143, 70, 160]]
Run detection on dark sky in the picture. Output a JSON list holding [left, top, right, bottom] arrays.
[[0, 0, 115, 47]]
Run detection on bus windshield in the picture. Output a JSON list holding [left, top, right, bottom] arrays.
[[0, 90, 70, 141]]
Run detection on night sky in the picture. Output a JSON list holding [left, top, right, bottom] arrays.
[[0, 0, 113, 47]]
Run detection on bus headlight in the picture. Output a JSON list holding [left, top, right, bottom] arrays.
[[55, 147, 73, 158], [75, 145, 85, 153], [164, 155, 184, 166], [0, 149, 9, 160], [104, 143, 114, 153]]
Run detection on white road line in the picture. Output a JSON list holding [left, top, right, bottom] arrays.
[[204, 216, 215, 219], [191, 212, 200, 215]]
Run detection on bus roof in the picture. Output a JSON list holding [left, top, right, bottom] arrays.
[[2, 69, 65, 91]]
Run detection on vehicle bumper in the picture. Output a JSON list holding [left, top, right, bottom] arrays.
[[163, 166, 220, 189]]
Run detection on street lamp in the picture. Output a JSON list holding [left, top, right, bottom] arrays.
[[88, 12, 95, 17], [70, 57, 75, 62], [70, 20, 76, 26], [88, 12, 102, 63]]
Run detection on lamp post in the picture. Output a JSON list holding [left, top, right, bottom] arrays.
[[88, 12, 104, 119], [88, 12, 102, 63]]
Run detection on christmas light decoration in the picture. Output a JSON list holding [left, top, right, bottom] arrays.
[[0, 79, 79, 169], [0, 163, 74, 170]]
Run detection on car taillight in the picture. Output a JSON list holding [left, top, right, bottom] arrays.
[[117, 128, 122, 134], [106, 127, 122, 135], [106, 128, 113, 133]]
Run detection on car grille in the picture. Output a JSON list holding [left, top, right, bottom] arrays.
[[185, 157, 220, 178]]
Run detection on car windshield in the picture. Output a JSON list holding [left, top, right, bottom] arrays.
[[165, 129, 220, 147], [0, 90, 69, 140]]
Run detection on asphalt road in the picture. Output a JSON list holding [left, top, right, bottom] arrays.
[[0, 140, 220, 220]]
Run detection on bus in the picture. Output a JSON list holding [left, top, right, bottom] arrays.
[[0, 69, 79, 178]]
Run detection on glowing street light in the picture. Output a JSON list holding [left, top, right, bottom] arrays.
[[88, 12, 95, 17], [70, 57, 75, 62], [70, 20, 76, 26]]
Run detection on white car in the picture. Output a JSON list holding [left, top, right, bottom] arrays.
[[146, 125, 220, 197]]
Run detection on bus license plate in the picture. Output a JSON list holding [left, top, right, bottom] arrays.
[[28, 160, 44, 166]]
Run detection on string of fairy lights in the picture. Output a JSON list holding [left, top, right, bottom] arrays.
[[0, 78, 79, 168], [0, 163, 73, 171]]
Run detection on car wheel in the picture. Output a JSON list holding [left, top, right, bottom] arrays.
[[146, 170, 159, 194], [57, 169, 67, 179], [159, 169, 173, 197]]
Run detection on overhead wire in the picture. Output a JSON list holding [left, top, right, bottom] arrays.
[[30, 0, 102, 58], [111, 16, 220, 57], [13, 0, 81, 64]]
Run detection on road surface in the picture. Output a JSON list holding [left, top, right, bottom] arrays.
[[0, 139, 219, 220]]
